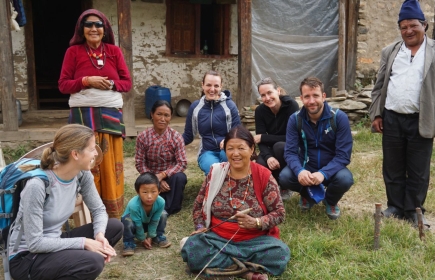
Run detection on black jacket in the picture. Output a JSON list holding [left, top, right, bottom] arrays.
[[255, 95, 299, 161]]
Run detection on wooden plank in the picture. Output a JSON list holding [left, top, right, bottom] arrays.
[[0, 130, 57, 142], [194, 4, 201, 55], [223, 5, 230, 55], [337, 0, 346, 91], [23, 0, 38, 110], [346, 0, 359, 91], [0, 0, 18, 131], [0, 141, 6, 170], [237, 0, 252, 110], [117, 0, 136, 134]]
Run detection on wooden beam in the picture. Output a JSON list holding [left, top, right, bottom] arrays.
[[237, 0, 252, 109], [337, 0, 346, 91], [117, 0, 135, 134], [346, 0, 360, 90], [0, 0, 18, 131], [23, 0, 37, 110]]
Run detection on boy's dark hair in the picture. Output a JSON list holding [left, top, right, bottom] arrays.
[[134, 172, 160, 193]]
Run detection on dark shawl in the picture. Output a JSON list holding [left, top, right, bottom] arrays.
[[69, 9, 115, 46]]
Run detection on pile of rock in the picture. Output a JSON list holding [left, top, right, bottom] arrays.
[[240, 105, 257, 131], [325, 86, 373, 125]]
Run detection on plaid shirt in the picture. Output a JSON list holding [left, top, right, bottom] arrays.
[[135, 127, 187, 176]]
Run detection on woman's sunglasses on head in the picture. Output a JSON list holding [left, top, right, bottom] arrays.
[[84, 21, 104, 29]]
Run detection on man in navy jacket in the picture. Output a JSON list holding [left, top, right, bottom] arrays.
[[279, 77, 353, 219]]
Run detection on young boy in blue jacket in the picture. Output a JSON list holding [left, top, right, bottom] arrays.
[[122, 172, 171, 257]]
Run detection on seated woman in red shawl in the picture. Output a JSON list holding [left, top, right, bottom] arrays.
[[181, 125, 290, 280]]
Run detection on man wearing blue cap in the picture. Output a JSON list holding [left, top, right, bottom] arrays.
[[279, 77, 354, 220], [369, 0, 434, 228]]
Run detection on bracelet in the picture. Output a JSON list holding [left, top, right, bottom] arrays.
[[195, 224, 204, 230], [256, 218, 261, 229], [82, 76, 89, 87]]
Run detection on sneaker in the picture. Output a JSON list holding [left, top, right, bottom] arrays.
[[323, 200, 341, 220], [299, 196, 313, 211], [280, 189, 293, 201], [122, 242, 136, 257], [152, 235, 172, 248]]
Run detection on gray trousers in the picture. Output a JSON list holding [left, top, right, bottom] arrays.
[[9, 218, 123, 280]]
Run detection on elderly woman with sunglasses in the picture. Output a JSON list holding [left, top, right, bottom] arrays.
[[254, 77, 299, 199], [59, 9, 132, 218]]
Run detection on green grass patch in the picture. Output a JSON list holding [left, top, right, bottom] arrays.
[[4, 129, 435, 279]]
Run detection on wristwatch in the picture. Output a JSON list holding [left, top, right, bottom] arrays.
[[109, 80, 114, 90]]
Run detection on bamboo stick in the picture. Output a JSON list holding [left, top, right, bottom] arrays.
[[374, 203, 382, 250], [416, 207, 425, 241]]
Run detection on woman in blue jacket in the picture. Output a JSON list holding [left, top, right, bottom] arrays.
[[182, 70, 241, 175]]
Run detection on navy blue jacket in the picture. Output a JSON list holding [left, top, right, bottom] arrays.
[[284, 102, 352, 180], [183, 90, 240, 157]]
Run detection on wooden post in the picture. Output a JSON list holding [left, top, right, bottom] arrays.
[[346, 0, 359, 91], [117, 0, 136, 136], [374, 203, 382, 250], [0, 0, 18, 131], [416, 207, 425, 241], [338, 0, 346, 91], [237, 0, 252, 110]]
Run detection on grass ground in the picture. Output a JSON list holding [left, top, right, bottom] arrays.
[[3, 126, 435, 279]]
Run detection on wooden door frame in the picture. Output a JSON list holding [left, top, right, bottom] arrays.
[[24, 0, 93, 111]]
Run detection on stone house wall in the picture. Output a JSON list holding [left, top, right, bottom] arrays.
[[356, 0, 434, 87]]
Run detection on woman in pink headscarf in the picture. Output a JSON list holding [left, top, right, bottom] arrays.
[[59, 9, 132, 218]]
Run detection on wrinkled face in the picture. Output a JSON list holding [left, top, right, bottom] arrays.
[[138, 183, 160, 207], [225, 138, 254, 171], [301, 85, 326, 117], [151, 105, 172, 133], [202, 75, 222, 101], [259, 84, 281, 110], [77, 136, 99, 171], [83, 15, 104, 47], [399, 19, 426, 49]]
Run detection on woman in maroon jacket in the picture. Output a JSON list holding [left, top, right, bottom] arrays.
[[254, 77, 299, 199], [59, 9, 132, 218]]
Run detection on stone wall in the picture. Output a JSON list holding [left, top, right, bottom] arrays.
[[356, 0, 434, 88]]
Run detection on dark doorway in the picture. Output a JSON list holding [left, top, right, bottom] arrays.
[[32, 0, 82, 109]]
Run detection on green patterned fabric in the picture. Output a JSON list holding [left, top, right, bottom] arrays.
[[181, 231, 290, 276]]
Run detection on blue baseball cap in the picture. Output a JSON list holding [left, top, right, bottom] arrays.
[[307, 184, 325, 204]]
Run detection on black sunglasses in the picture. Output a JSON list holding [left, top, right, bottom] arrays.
[[84, 21, 104, 29]]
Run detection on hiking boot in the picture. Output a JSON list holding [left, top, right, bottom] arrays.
[[152, 235, 172, 248], [122, 242, 136, 257], [280, 189, 293, 201], [381, 206, 404, 219], [323, 200, 341, 220], [299, 196, 313, 211]]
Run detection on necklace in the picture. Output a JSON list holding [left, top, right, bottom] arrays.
[[85, 43, 106, 69], [227, 169, 251, 209]]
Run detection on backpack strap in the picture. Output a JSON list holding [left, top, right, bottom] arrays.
[[329, 108, 338, 133], [296, 111, 309, 168]]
